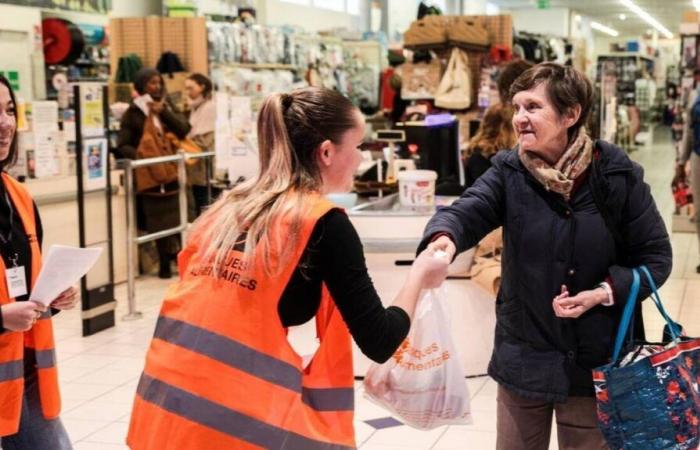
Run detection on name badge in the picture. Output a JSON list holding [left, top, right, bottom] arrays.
[[5, 266, 27, 298]]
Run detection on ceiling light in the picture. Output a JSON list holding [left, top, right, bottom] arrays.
[[591, 21, 620, 37], [619, 0, 673, 39], [619, 13, 626, 20]]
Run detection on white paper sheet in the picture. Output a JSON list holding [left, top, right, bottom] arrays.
[[29, 245, 102, 306]]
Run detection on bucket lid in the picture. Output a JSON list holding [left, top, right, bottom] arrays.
[[397, 170, 438, 181]]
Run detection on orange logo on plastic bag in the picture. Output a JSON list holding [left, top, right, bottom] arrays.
[[393, 340, 411, 364]]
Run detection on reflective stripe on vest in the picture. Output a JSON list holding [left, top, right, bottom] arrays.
[[0, 360, 23, 382], [0, 173, 61, 437], [137, 374, 354, 450], [128, 196, 356, 449], [152, 315, 354, 412]]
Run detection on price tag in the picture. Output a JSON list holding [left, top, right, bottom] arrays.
[[5, 266, 27, 298]]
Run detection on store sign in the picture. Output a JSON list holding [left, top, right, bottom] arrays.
[[537, 0, 550, 9], [0, 70, 19, 92], [0, 0, 111, 14]]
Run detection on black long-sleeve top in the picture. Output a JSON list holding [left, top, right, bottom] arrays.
[[0, 175, 44, 332], [278, 209, 410, 363]]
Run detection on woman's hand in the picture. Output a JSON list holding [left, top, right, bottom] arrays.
[[50, 287, 79, 310], [411, 249, 450, 289], [426, 235, 457, 262], [1, 301, 47, 331], [552, 285, 607, 319]]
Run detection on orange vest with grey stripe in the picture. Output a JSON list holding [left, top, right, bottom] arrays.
[[0, 173, 60, 437], [127, 196, 356, 450]]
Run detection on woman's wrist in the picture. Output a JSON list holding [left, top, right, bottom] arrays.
[[595, 282, 614, 306]]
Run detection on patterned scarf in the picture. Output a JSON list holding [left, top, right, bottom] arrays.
[[518, 126, 593, 200]]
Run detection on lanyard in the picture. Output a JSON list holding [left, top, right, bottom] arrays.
[[0, 190, 18, 267]]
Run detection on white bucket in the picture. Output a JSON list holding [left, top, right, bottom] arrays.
[[397, 170, 438, 207]]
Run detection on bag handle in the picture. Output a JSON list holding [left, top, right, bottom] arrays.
[[611, 265, 681, 363], [611, 268, 640, 363], [639, 265, 681, 340]]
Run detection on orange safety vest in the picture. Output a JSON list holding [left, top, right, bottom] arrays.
[[0, 173, 61, 437], [128, 196, 356, 450]]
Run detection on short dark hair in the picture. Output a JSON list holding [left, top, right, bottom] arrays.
[[0, 76, 18, 171], [497, 60, 534, 104], [509, 62, 593, 139], [187, 73, 213, 99]]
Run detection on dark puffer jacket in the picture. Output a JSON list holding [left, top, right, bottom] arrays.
[[418, 140, 672, 402]]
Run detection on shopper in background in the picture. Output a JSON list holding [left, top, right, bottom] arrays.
[[116, 68, 191, 279], [0, 75, 79, 450], [677, 68, 700, 273], [184, 73, 216, 217], [458, 60, 529, 191], [419, 63, 672, 449], [464, 104, 516, 188], [127, 87, 449, 449]]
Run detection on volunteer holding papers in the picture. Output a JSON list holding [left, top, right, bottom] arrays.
[[0, 75, 77, 450]]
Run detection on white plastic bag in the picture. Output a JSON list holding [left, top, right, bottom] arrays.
[[363, 286, 472, 429]]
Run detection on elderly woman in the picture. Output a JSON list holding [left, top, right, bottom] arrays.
[[420, 63, 672, 449]]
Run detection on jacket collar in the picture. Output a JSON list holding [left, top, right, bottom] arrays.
[[501, 140, 633, 175]]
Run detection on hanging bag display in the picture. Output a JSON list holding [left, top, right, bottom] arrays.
[[135, 114, 179, 193], [363, 286, 472, 430], [594, 266, 700, 450], [400, 57, 442, 100], [435, 48, 472, 110]]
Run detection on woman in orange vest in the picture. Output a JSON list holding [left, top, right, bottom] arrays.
[[127, 87, 449, 449], [0, 75, 79, 449]]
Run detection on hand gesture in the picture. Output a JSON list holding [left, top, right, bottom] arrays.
[[51, 286, 79, 310], [1, 301, 47, 332], [552, 285, 607, 319]]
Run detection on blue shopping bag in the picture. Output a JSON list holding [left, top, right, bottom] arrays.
[[593, 266, 700, 450]]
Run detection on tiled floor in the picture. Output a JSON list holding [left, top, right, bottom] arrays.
[[50, 126, 699, 449]]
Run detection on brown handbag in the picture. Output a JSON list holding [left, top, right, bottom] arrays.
[[135, 114, 178, 193], [404, 16, 448, 47], [447, 16, 489, 48]]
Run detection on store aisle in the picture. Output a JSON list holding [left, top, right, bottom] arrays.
[[51, 127, 699, 450]]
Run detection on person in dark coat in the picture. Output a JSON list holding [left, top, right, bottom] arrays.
[[116, 68, 191, 278], [419, 63, 672, 449]]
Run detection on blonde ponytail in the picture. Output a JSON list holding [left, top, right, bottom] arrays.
[[190, 87, 357, 276]]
